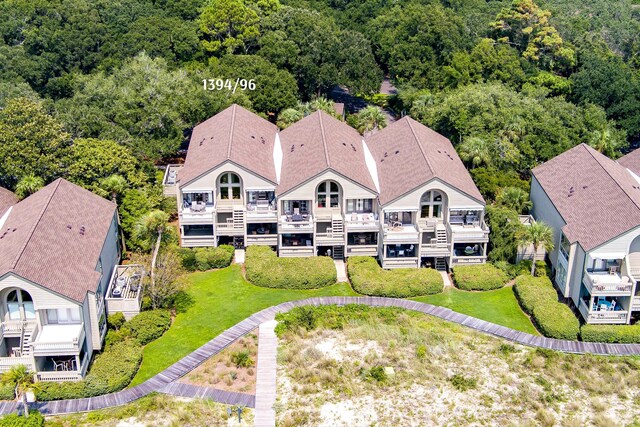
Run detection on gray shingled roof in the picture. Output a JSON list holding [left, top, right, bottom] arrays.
[[366, 116, 485, 206], [532, 143, 640, 252], [0, 179, 117, 303], [0, 187, 17, 218], [178, 104, 278, 186], [278, 110, 376, 195], [617, 148, 640, 177]]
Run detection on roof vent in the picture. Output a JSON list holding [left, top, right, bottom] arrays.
[[66, 224, 72, 230], [342, 142, 347, 146], [395, 150, 400, 155], [260, 137, 265, 144], [351, 144, 356, 152], [582, 185, 588, 189], [251, 135, 255, 139], [79, 226, 86, 236], [437, 150, 441, 154], [300, 144, 304, 147], [291, 145, 295, 152], [384, 152, 388, 158], [380, 158, 385, 162], [11, 228, 16, 232]]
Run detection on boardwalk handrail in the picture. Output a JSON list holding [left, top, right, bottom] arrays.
[[12, 296, 640, 416]]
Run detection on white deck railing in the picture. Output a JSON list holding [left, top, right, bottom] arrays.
[[0, 356, 35, 372]]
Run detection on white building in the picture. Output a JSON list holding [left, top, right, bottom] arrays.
[[0, 179, 132, 381], [530, 144, 640, 324], [168, 104, 488, 270]]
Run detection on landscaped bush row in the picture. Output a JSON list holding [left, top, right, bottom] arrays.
[[580, 324, 640, 343], [36, 309, 171, 401], [245, 246, 336, 289], [451, 264, 508, 291], [514, 275, 579, 340], [0, 384, 14, 401], [347, 256, 443, 298], [179, 245, 235, 271], [35, 340, 143, 401]]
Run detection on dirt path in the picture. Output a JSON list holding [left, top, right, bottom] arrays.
[[330, 78, 398, 124]]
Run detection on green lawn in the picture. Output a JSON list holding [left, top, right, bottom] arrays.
[[412, 286, 539, 335], [130, 265, 358, 385], [132, 267, 536, 385]]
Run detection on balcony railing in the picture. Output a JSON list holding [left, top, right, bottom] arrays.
[[579, 299, 628, 324], [246, 235, 278, 246], [382, 224, 419, 241], [583, 271, 633, 295], [451, 255, 487, 265], [316, 232, 345, 244], [0, 356, 35, 373], [450, 220, 490, 241], [279, 215, 314, 232], [345, 213, 379, 230], [37, 370, 82, 382], [31, 326, 84, 355]]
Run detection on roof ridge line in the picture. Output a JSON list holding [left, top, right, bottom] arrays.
[[584, 144, 640, 212], [10, 179, 62, 270], [319, 112, 331, 168], [227, 104, 236, 159], [406, 117, 434, 175]]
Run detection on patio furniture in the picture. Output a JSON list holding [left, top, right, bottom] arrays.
[[292, 214, 303, 221], [389, 248, 396, 257], [464, 246, 475, 255], [398, 249, 405, 257], [112, 286, 122, 298], [116, 276, 127, 288], [11, 347, 21, 358], [351, 213, 358, 221]]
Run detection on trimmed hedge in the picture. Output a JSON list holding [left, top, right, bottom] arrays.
[[513, 275, 579, 340], [513, 276, 558, 315], [0, 384, 14, 401], [347, 256, 443, 298], [180, 245, 235, 271], [452, 264, 508, 291], [581, 324, 640, 343], [245, 246, 336, 289], [35, 340, 143, 401], [124, 310, 171, 345], [533, 304, 580, 340]]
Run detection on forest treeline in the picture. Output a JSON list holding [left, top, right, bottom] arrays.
[[1, 0, 639, 203]]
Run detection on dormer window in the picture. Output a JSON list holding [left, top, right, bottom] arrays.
[[219, 172, 241, 200], [317, 181, 340, 208]]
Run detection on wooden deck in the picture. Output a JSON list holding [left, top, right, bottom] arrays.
[[4, 296, 640, 420], [254, 320, 278, 427], [162, 382, 255, 407]]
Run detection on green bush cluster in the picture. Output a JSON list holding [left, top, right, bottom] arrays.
[[179, 245, 234, 271], [451, 264, 508, 291], [513, 275, 579, 340], [0, 384, 14, 400], [231, 351, 254, 368], [518, 259, 549, 278], [449, 374, 477, 391], [347, 256, 443, 297], [580, 324, 640, 343], [107, 312, 126, 330], [125, 310, 171, 345], [35, 341, 143, 401], [0, 411, 45, 426], [245, 246, 336, 289]]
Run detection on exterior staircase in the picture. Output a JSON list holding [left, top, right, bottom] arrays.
[[332, 246, 344, 260], [435, 258, 447, 271], [436, 224, 448, 246], [232, 209, 245, 230], [19, 322, 35, 356], [331, 217, 344, 237]]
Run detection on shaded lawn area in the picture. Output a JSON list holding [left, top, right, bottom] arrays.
[[130, 265, 358, 385], [412, 285, 539, 335]]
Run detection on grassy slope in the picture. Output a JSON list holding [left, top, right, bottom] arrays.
[[413, 285, 539, 335], [130, 265, 357, 385]]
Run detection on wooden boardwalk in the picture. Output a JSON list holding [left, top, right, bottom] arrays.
[[162, 382, 255, 407], [4, 296, 640, 419], [254, 320, 278, 427]]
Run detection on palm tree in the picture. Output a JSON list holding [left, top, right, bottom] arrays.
[[355, 106, 387, 135], [133, 210, 170, 306], [518, 222, 554, 276], [276, 108, 303, 129], [100, 174, 128, 252], [309, 97, 337, 117], [15, 175, 44, 200], [1, 365, 35, 417], [497, 187, 533, 213], [458, 137, 491, 169], [588, 124, 625, 158]]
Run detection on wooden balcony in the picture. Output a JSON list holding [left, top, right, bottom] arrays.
[[246, 235, 278, 246], [583, 271, 634, 296], [31, 324, 84, 356], [279, 247, 315, 257], [346, 245, 378, 257]]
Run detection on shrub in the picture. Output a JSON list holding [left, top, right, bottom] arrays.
[[513, 276, 559, 315], [104, 327, 132, 347], [532, 303, 580, 340], [179, 245, 234, 271], [231, 351, 254, 368], [449, 374, 477, 391], [107, 312, 126, 330], [245, 246, 336, 289], [0, 384, 14, 401], [347, 256, 443, 297], [367, 365, 387, 382], [0, 411, 45, 426], [580, 324, 640, 343], [518, 260, 549, 278], [416, 344, 427, 360], [124, 310, 171, 345], [36, 340, 142, 401], [452, 264, 508, 291]]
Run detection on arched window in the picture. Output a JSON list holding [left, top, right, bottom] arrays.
[[420, 190, 444, 218], [218, 172, 241, 200], [6, 289, 35, 321], [317, 181, 340, 208]]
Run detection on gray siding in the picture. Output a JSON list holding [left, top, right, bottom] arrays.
[[530, 175, 567, 268]]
